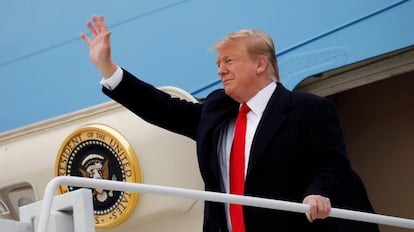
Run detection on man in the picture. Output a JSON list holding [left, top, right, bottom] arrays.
[[81, 15, 378, 231]]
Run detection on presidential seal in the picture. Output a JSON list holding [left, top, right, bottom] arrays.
[[55, 124, 141, 228]]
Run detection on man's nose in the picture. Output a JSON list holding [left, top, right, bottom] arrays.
[[217, 64, 227, 76]]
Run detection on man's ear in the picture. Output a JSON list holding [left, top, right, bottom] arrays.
[[256, 55, 268, 75]]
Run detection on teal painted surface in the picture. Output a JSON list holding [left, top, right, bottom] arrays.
[[1, 0, 413, 132]]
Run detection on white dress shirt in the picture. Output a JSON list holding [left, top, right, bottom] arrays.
[[218, 81, 277, 230]]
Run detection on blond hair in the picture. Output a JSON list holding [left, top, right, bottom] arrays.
[[212, 29, 280, 81]]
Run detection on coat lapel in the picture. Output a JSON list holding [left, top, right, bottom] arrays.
[[204, 94, 239, 186], [247, 83, 291, 176]]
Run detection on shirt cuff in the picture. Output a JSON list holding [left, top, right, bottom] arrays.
[[100, 66, 123, 90]]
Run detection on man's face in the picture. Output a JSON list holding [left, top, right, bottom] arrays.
[[216, 39, 258, 103]]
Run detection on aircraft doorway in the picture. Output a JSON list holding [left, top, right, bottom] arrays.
[[295, 46, 414, 232]]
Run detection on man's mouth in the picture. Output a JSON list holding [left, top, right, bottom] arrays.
[[222, 78, 233, 85]]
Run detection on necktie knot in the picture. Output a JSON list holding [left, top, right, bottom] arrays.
[[239, 103, 250, 115]]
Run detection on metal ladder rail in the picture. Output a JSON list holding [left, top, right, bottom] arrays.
[[37, 176, 414, 232]]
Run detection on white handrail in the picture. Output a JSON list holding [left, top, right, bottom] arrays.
[[37, 176, 414, 232]]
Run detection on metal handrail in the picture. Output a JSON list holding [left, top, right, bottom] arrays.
[[37, 176, 414, 232]]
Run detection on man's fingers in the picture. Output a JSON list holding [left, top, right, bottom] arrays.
[[303, 195, 331, 222], [81, 15, 111, 47], [86, 20, 97, 38], [80, 32, 90, 46], [323, 197, 331, 214], [103, 31, 112, 44], [98, 15, 108, 32], [307, 198, 318, 222], [92, 15, 108, 34], [92, 15, 100, 34]]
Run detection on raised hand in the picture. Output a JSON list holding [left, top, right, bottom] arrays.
[[80, 15, 117, 79]]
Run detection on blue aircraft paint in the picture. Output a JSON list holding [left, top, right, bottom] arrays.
[[0, 0, 413, 132]]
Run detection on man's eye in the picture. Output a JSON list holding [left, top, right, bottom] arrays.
[[225, 59, 234, 64]]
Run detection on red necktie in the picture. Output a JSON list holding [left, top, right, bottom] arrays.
[[230, 103, 250, 232]]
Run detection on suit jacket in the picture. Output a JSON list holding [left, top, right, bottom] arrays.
[[103, 69, 379, 232]]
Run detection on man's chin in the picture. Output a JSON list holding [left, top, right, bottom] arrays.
[[223, 87, 232, 96], [223, 88, 239, 101]]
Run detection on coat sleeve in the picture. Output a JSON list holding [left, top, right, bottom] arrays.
[[302, 96, 354, 206], [102, 68, 202, 140]]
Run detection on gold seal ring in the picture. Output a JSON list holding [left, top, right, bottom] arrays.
[[55, 124, 141, 228]]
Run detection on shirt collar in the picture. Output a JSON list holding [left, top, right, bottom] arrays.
[[245, 82, 277, 117]]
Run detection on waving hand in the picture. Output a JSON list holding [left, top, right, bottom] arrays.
[[80, 15, 117, 79]]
